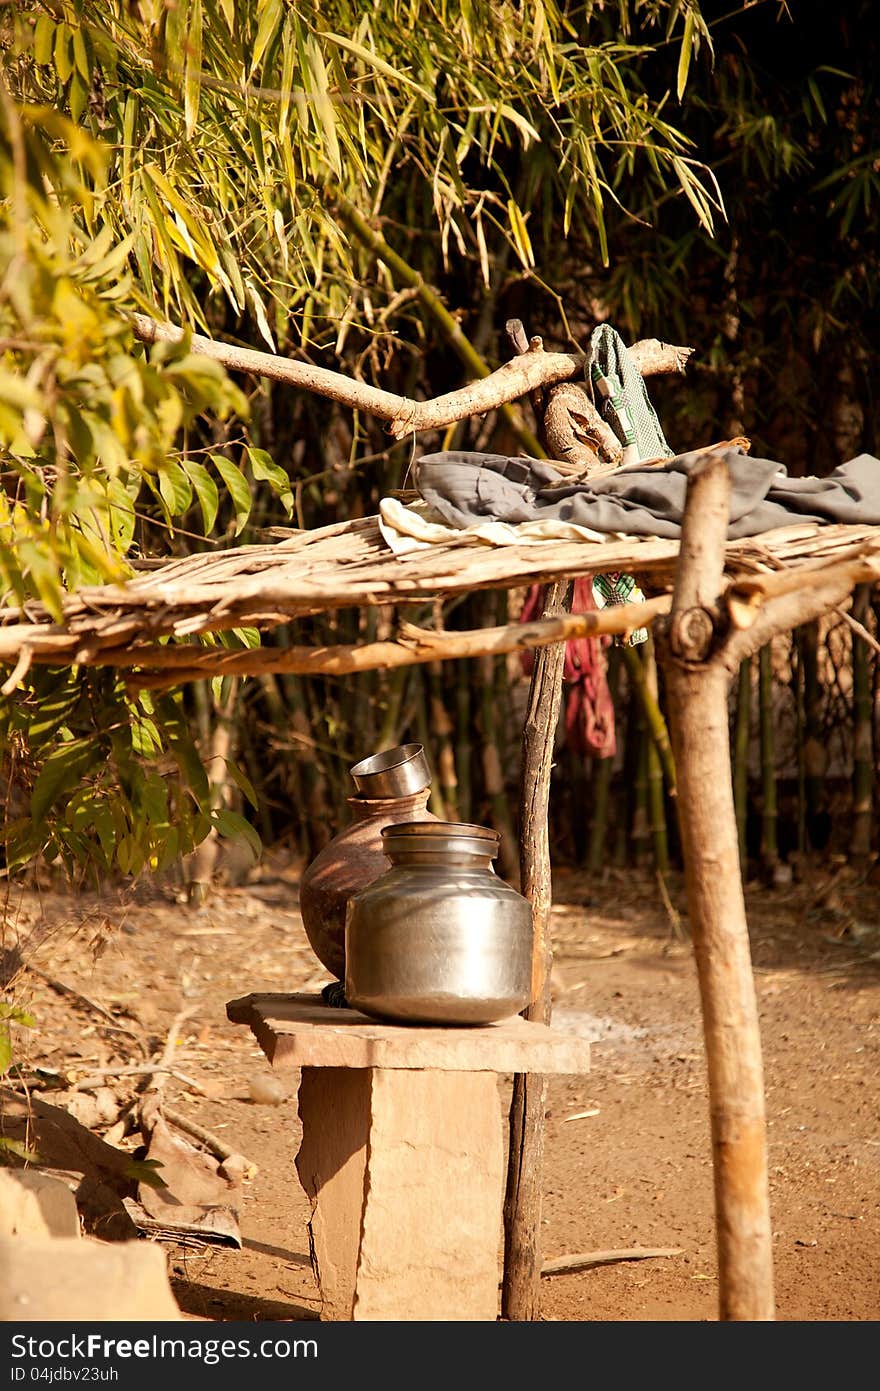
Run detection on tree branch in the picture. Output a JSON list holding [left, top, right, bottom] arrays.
[[100, 598, 672, 690], [130, 312, 691, 443]]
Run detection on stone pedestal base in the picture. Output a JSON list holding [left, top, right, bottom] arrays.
[[296, 1066, 503, 1320], [226, 993, 591, 1323]]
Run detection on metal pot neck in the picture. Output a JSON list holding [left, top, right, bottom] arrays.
[[346, 790, 431, 822], [384, 848, 496, 869]]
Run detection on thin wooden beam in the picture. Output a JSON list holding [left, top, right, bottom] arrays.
[[502, 579, 571, 1321]]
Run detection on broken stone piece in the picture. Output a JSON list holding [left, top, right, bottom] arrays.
[[0, 1169, 81, 1240], [0, 1235, 182, 1320]]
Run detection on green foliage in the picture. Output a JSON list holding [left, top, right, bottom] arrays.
[[0, 98, 250, 606], [0, 668, 224, 879], [8, 0, 722, 358], [0, 1000, 34, 1073]]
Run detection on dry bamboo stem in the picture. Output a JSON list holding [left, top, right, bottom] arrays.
[[131, 311, 691, 441], [655, 450, 776, 1322]]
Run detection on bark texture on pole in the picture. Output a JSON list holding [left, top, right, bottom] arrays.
[[654, 451, 775, 1322], [502, 578, 570, 1321]]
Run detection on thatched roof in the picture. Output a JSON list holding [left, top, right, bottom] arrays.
[[1, 512, 879, 691]]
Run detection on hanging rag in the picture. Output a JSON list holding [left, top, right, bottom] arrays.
[[519, 578, 616, 759], [581, 324, 672, 646]]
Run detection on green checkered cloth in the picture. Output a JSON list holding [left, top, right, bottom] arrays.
[[588, 324, 673, 647]]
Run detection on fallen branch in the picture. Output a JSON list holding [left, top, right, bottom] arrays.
[[71, 1063, 209, 1096], [541, 1247, 685, 1276], [163, 1105, 259, 1180], [137, 1004, 201, 1125], [131, 312, 691, 441]]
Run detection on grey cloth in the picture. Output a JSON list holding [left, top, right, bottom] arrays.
[[413, 448, 880, 540]]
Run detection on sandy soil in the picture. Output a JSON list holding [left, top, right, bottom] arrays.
[[3, 853, 879, 1323]]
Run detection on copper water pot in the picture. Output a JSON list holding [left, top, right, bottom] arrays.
[[299, 745, 437, 980]]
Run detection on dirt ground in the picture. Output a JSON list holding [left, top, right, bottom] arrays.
[[3, 850, 879, 1323]]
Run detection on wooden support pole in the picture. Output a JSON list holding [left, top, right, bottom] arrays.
[[654, 451, 775, 1321], [502, 578, 571, 1321]]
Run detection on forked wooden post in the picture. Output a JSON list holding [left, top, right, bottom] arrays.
[[654, 451, 775, 1320], [502, 578, 571, 1321]]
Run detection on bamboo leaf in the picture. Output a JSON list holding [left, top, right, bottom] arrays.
[[507, 198, 535, 268], [250, 0, 283, 77], [495, 104, 542, 150], [247, 446, 293, 516], [72, 25, 90, 81], [245, 279, 277, 352], [677, 9, 696, 100], [322, 31, 432, 99], [225, 758, 259, 810], [305, 35, 342, 177], [54, 23, 73, 83], [34, 15, 55, 66], [184, 0, 203, 140], [212, 807, 261, 861], [157, 459, 193, 517]]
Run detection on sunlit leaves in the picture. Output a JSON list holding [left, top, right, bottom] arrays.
[[10, 0, 725, 342], [0, 666, 259, 881]]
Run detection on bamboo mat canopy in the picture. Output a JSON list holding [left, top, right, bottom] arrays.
[[1, 512, 879, 691]]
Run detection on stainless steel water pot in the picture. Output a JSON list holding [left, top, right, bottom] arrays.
[[344, 821, 533, 1026]]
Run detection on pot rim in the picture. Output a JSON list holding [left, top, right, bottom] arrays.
[[380, 820, 499, 844]]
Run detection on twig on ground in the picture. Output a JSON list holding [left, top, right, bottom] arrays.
[[656, 870, 685, 940], [541, 1247, 685, 1276], [71, 1064, 209, 1096]]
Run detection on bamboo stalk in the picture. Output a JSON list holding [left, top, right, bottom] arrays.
[[477, 640, 518, 883], [620, 642, 677, 797], [758, 644, 778, 874], [258, 671, 307, 859], [631, 697, 651, 867], [586, 645, 620, 873], [800, 620, 825, 852], [849, 584, 874, 864], [429, 661, 460, 822], [415, 667, 448, 822], [792, 632, 806, 859], [642, 637, 670, 867], [285, 672, 332, 854], [183, 677, 241, 903]]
